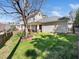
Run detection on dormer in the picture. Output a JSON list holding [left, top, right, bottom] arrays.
[[34, 12, 43, 21]]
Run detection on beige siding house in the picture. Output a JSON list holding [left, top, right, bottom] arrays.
[[28, 16, 70, 33], [17, 11, 73, 33]]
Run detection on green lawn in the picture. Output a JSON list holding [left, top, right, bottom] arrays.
[[12, 32, 78, 59]]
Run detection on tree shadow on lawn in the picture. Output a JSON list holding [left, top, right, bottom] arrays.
[[31, 34, 78, 59], [25, 49, 38, 59], [7, 36, 22, 59]]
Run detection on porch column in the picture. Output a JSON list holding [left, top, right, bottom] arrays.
[[20, 25, 22, 31], [37, 25, 40, 32]]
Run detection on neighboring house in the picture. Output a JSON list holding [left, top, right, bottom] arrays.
[[0, 23, 11, 34], [16, 21, 24, 31], [0, 23, 6, 33]]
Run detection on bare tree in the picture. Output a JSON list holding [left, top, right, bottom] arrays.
[[69, 11, 76, 33], [0, 0, 44, 37]]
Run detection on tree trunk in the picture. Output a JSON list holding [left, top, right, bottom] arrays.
[[23, 24, 28, 38], [72, 23, 75, 34], [22, 15, 28, 38]]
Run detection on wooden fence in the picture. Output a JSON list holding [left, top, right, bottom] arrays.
[[0, 32, 13, 48]]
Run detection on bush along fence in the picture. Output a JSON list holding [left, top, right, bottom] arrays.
[[0, 32, 13, 48]]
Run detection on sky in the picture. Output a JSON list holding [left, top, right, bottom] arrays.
[[42, 0, 79, 16], [0, 0, 79, 23]]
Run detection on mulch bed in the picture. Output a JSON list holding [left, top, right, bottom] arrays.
[[21, 35, 33, 42]]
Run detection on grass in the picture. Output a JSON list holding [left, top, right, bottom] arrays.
[[0, 32, 22, 59], [12, 32, 78, 59]]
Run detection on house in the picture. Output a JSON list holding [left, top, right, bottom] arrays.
[[17, 11, 74, 33], [16, 12, 44, 31], [28, 16, 71, 33]]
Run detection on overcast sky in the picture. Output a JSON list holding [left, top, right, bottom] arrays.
[[0, 0, 79, 23]]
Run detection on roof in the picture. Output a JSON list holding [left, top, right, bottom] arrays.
[[39, 16, 60, 23], [28, 16, 69, 24], [0, 23, 5, 32], [28, 16, 70, 25], [0, 23, 10, 32]]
